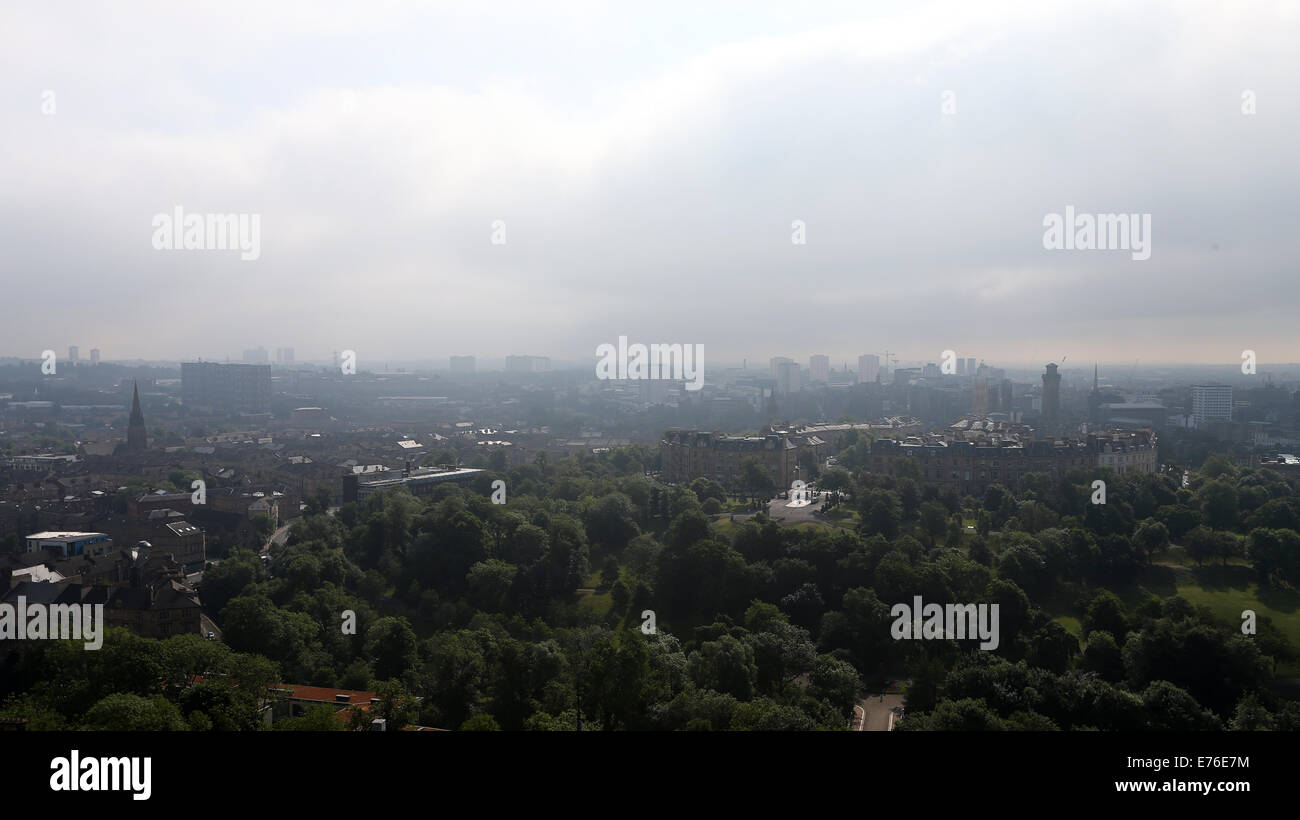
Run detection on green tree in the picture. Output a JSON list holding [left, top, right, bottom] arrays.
[[460, 714, 501, 731], [741, 458, 776, 505], [1197, 479, 1240, 530], [918, 501, 948, 547], [271, 704, 346, 731], [83, 693, 188, 731], [808, 654, 861, 719], [688, 635, 758, 701], [364, 617, 420, 681]]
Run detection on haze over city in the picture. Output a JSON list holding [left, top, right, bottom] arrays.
[[4, 0, 1300, 794], [3, 0, 1299, 363]]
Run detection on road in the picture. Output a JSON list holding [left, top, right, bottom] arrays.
[[263, 521, 293, 554], [858, 694, 905, 731]]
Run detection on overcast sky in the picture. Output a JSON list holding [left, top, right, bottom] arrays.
[[2, 0, 1297, 368]]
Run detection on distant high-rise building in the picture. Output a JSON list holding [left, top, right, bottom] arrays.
[[965, 358, 976, 377], [1041, 363, 1062, 422], [505, 355, 550, 373], [127, 382, 148, 450], [770, 356, 793, 377], [923, 362, 940, 378], [90, 348, 100, 366], [275, 347, 295, 364], [1192, 384, 1233, 425], [1000, 379, 1013, 414], [68, 346, 79, 366], [776, 361, 801, 395], [243, 347, 269, 364], [450, 355, 476, 375], [809, 355, 830, 384], [182, 362, 272, 412], [973, 364, 990, 415], [956, 357, 967, 376], [858, 354, 880, 384]]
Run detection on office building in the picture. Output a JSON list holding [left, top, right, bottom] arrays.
[[770, 356, 793, 377], [182, 362, 272, 413], [776, 361, 801, 395], [68, 346, 78, 366], [809, 355, 830, 384], [1192, 384, 1233, 425], [90, 348, 100, 366], [505, 355, 550, 373], [858, 354, 880, 384], [1041, 363, 1062, 422], [25, 531, 113, 558], [276, 347, 295, 364], [972, 365, 990, 415]]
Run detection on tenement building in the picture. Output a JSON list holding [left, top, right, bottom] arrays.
[[660, 427, 826, 490], [868, 428, 1157, 496]]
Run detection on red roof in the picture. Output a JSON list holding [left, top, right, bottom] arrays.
[[277, 684, 379, 705]]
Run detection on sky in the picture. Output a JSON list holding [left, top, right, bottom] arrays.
[[1, 0, 1298, 368]]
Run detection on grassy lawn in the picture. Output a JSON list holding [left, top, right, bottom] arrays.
[[1055, 615, 1083, 639], [1049, 546, 1300, 677], [711, 518, 740, 538], [822, 508, 859, 524], [576, 588, 613, 616]]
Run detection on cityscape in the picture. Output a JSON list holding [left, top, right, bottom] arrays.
[[2, 0, 1297, 806]]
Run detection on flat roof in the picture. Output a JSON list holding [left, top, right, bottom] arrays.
[[26, 531, 109, 541]]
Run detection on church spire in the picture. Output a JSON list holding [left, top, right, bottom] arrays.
[[127, 381, 147, 450]]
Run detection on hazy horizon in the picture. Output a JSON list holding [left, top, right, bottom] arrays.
[[4, 0, 1298, 365]]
